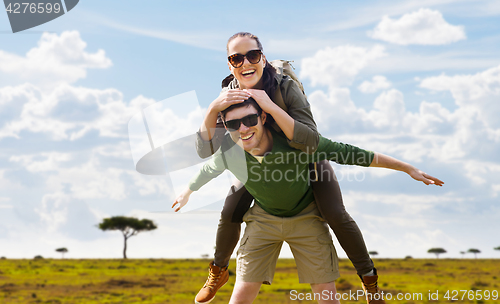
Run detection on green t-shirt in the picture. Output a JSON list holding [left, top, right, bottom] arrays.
[[189, 129, 374, 217]]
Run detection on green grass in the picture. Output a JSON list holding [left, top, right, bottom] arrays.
[[0, 258, 499, 303]]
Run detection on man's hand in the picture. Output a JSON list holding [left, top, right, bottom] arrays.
[[408, 167, 444, 186], [172, 188, 194, 212]]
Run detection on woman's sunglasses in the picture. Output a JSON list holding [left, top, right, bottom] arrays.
[[224, 114, 260, 130], [227, 50, 263, 68]]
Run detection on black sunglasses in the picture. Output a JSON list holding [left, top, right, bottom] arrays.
[[228, 50, 263, 68], [224, 114, 260, 130]]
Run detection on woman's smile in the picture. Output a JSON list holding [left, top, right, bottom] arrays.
[[241, 69, 256, 78]]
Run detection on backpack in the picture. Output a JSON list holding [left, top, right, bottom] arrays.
[[269, 60, 306, 113]]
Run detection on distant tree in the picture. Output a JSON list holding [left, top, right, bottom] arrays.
[[468, 248, 481, 259], [494, 246, 500, 251], [428, 248, 447, 259], [460, 251, 466, 259], [368, 251, 378, 257], [201, 254, 209, 259], [34, 255, 43, 260], [98, 216, 157, 259], [55, 248, 68, 259]]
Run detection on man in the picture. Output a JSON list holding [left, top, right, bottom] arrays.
[[173, 98, 443, 304]]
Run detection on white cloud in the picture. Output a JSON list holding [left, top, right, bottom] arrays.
[[366, 89, 406, 129], [50, 158, 128, 200], [8, 148, 173, 201], [0, 31, 111, 88], [419, 64, 500, 130], [300, 45, 386, 87], [0, 84, 156, 140], [368, 8, 466, 45], [358, 75, 392, 93], [0, 196, 13, 210], [10, 152, 71, 172], [0, 169, 23, 190], [307, 61, 500, 167], [0, 84, 40, 133]]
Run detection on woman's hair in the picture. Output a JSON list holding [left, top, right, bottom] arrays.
[[224, 32, 277, 100]]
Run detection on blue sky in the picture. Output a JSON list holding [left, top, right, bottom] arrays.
[[0, 0, 499, 261]]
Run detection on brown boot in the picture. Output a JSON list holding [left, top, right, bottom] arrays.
[[360, 268, 386, 304], [195, 261, 229, 304]]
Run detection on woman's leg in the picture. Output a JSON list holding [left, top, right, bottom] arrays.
[[310, 160, 374, 276], [311, 161, 386, 304], [196, 181, 254, 304], [214, 181, 254, 267]]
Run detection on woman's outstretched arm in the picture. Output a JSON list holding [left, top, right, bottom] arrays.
[[369, 153, 444, 186]]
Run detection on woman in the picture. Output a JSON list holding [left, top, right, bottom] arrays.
[[191, 32, 439, 304]]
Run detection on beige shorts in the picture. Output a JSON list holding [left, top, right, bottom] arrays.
[[236, 202, 339, 285]]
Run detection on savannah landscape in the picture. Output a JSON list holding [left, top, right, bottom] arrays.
[[0, 257, 498, 303]]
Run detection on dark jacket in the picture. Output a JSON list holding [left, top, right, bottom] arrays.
[[196, 72, 320, 158]]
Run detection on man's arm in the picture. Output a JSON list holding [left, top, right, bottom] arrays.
[[172, 142, 230, 212], [369, 153, 444, 186], [188, 146, 228, 192], [172, 188, 194, 212]]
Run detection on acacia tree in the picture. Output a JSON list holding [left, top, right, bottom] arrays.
[[368, 251, 379, 257], [460, 251, 466, 259], [428, 248, 447, 259], [468, 248, 481, 259], [494, 246, 500, 251], [98, 216, 157, 259], [55, 247, 68, 259]]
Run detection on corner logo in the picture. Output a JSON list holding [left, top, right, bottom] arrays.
[[4, 0, 79, 33]]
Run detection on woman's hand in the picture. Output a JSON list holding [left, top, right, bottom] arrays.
[[370, 153, 444, 186], [244, 89, 276, 113], [245, 88, 295, 141], [407, 167, 444, 186], [209, 89, 251, 113], [172, 188, 194, 212], [200, 89, 250, 141]]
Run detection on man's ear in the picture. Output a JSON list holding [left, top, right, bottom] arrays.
[[228, 61, 233, 74], [260, 111, 267, 124]]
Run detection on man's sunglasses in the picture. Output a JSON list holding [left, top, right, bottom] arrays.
[[224, 114, 260, 130], [228, 50, 263, 68]]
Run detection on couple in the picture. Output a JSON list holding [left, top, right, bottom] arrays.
[[172, 32, 443, 304]]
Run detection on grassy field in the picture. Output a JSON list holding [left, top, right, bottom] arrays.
[[0, 258, 499, 303]]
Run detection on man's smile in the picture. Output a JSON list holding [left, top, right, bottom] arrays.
[[241, 133, 254, 141]]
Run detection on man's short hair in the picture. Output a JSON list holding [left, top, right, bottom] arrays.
[[221, 97, 262, 120]]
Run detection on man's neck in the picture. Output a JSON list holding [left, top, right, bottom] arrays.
[[248, 128, 273, 157]]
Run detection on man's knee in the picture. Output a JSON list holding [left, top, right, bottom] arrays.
[[310, 281, 340, 304], [229, 281, 261, 304]]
